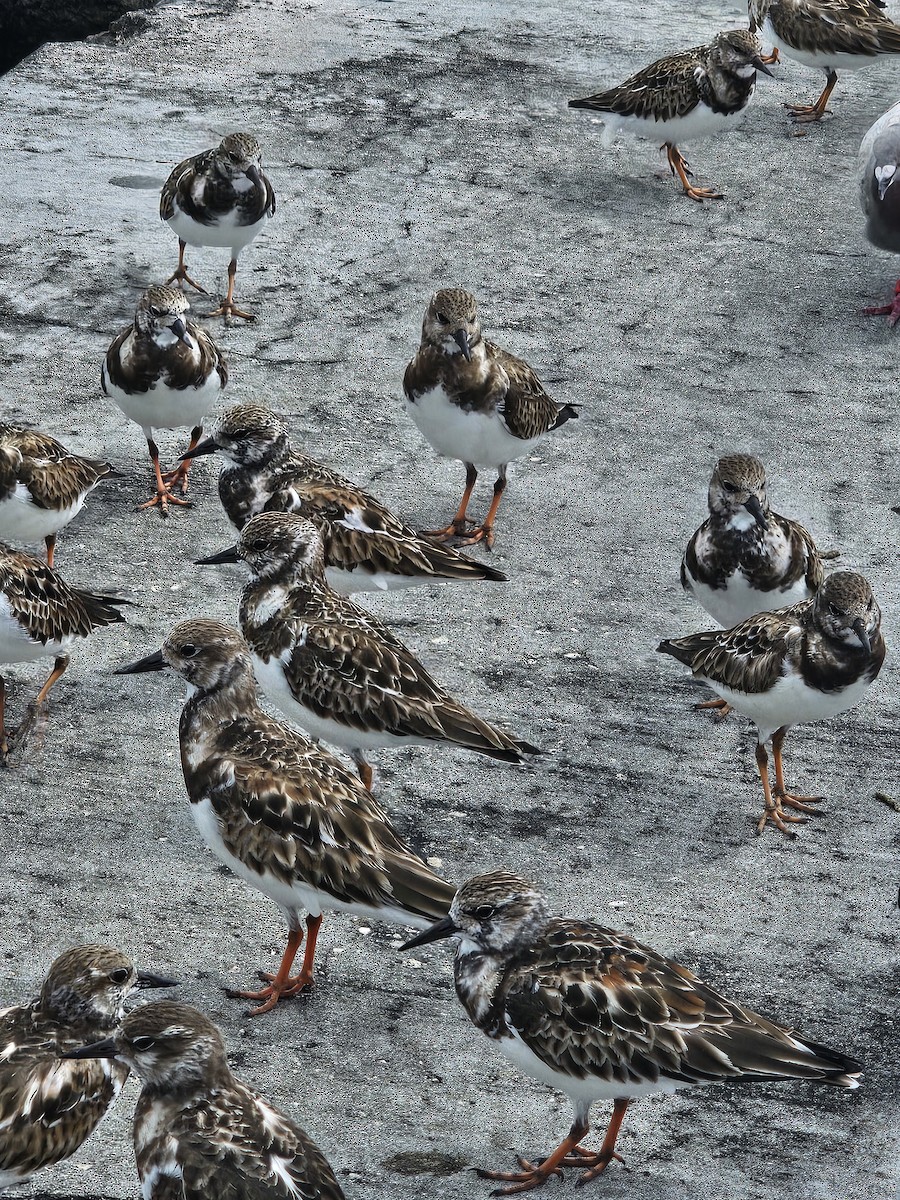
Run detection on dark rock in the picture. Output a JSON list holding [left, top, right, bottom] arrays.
[[0, 0, 158, 75]]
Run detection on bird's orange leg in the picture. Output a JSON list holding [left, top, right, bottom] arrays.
[[452, 469, 507, 550], [864, 278, 900, 326], [165, 238, 208, 293], [665, 144, 723, 202], [352, 752, 374, 792], [161, 427, 203, 494], [209, 257, 255, 321], [138, 438, 192, 516], [422, 463, 479, 541], [478, 1116, 589, 1196], [755, 739, 810, 836], [10, 655, 71, 755], [695, 696, 733, 719], [44, 534, 56, 569], [227, 915, 322, 1016], [760, 47, 780, 66], [786, 70, 837, 123], [0, 676, 8, 762], [771, 726, 822, 817], [559, 1098, 630, 1183]]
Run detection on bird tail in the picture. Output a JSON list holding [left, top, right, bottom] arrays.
[[551, 403, 580, 430], [657, 636, 703, 668]]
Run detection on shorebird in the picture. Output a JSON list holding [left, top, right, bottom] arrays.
[[64, 1001, 345, 1199], [116, 619, 457, 1014], [403, 871, 861, 1195], [859, 98, 900, 323], [404, 289, 578, 548]]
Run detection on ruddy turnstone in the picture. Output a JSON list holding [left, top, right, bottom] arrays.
[[115, 619, 457, 1014], [0, 945, 176, 1190], [750, 0, 900, 122], [0, 426, 112, 567], [102, 284, 227, 515], [403, 289, 578, 547], [0, 543, 129, 760], [859, 98, 900, 323], [658, 571, 885, 835], [403, 871, 861, 1195], [197, 512, 539, 790], [160, 132, 276, 321], [569, 29, 772, 201], [184, 402, 507, 592], [65, 1001, 345, 1199]]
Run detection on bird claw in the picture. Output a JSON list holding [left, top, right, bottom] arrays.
[[479, 1154, 564, 1196]]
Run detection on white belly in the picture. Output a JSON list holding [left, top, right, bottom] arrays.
[[103, 369, 221, 437], [686, 570, 813, 628], [763, 16, 884, 72], [0, 487, 84, 543], [700, 664, 875, 742], [406, 386, 538, 469], [190, 796, 432, 928], [600, 100, 746, 148], [0, 597, 70, 664], [166, 204, 269, 255]]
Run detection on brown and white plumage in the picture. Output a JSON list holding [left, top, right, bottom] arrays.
[[199, 513, 539, 790], [403, 872, 861, 1194], [403, 288, 578, 548], [0, 543, 129, 759], [102, 285, 227, 515], [0, 946, 176, 1190], [185, 403, 506, 592], [0, 427, 112, 566], [116, 619, 456, 1014], [569, 30, 771, 200], [659, 571, 885, 834], [64, 1002, 344, 1200], [161, 132, 276, 321], [750, 0, 900, 121]]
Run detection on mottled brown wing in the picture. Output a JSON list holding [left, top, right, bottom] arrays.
[[170, 1087, 345, 1200], [486, 342, 567, 441], [570, 49, 703, 121], [768, 0, 900, 55], [18, 455, 111, 512], [160, 149, 217, 221], [0, 546, 128, 643], [502, 918, 858, 1087], [781, 515, 825, 594], [658, 604, 810, 693], [0, 426, 67, 460]]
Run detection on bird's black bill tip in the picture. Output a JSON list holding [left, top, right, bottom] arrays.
[[114, 649, 166, 675], [453, 328, 472, 362], [195, 546, 240, 566], [743, 495, 768, 529], [61, 1038, 118, 1060], [400, 915, 459, 951], [171, 317, 192, 346], [136, 970, 180, 990], [752, 57, 775, 78], [851, 618, 872, 653], [179, 437, 218, 461]]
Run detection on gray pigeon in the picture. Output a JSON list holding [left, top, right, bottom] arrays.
[[860, 99, 900, 324]]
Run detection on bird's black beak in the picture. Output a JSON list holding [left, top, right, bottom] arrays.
[[245, 164, 262, 189], [400, 915, 459, 951], [743, 494, 768, 529], [195, 545, 240, 565], [877, 169, 897, 202], [179, 437, 218, 461], [62, 1038, 118, 1060], [852, 618, 872, 653], [115, 649, 166, 675], [453, 328, 472, 362], [751, 56, 775, 77], [171, 317, 192, 346], [136, 970, 180, 989]]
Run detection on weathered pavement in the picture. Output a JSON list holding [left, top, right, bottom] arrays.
[[0, 1, 897, 1197]]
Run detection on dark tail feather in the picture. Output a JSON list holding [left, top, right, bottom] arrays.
[[81, 591, 132, 627], [551, 403, 580, 430], [474, 739, 542, 763], [657, 637, 698, 668], [795, 1037, 862, 1087], [568, 97, 602, 111]]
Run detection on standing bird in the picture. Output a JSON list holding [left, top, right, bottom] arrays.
[[0, 945, 176, 1191], [65, 1002, 345, 1200], [403, 871, 861, 1196], [160, 132, 276, 321], [115, 620, 457, 1014], [750, 0, 900, 123], [184, 403, 506, 591], [568, 29, 772, 201], [197, 513, 539, 790], [404, 289, 578, 548], [102, 285, 227, 514], [0, 426, 112, 567], [859, 97, 900, 323], [659, 571, 885, 834], [0, 543, 129, 760]]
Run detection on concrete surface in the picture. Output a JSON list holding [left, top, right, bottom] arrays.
[[0, 0, 897, 1197]]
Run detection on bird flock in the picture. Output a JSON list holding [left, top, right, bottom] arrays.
[[0, 0, 895, 1197]]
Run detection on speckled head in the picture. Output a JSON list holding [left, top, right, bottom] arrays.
[[38, 946, 175, 1029], [813, 572, 881, 652], [421, 288, 482, 360], [214, 132, 264, 183], [134, 285, 193, 342], [110, 1001, 229, 1089], [116, 619, 256, 695], [709, 29, 769, 77], [207, 403, 289, 466], [708, 453, 769, 529], [237, 512, 326, 580], [871, 130, 900, 202]]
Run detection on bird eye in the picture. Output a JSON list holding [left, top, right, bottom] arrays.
[[721, 481, 737, 494], [829, 603, 842, 617], [131, 1036, 155, 1051], [180, 643, 198, 657], [436, 312, 449, 325], [474, 904, 495, 921], [867, 598, 874, 611], [149, 306, 161, 317], [109, 968, 130, 984]]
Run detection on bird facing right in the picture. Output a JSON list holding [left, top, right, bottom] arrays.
[[859, 97, 900, 323], [64, 1001, 345, 1200], [403, 871, 861, 1196]]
